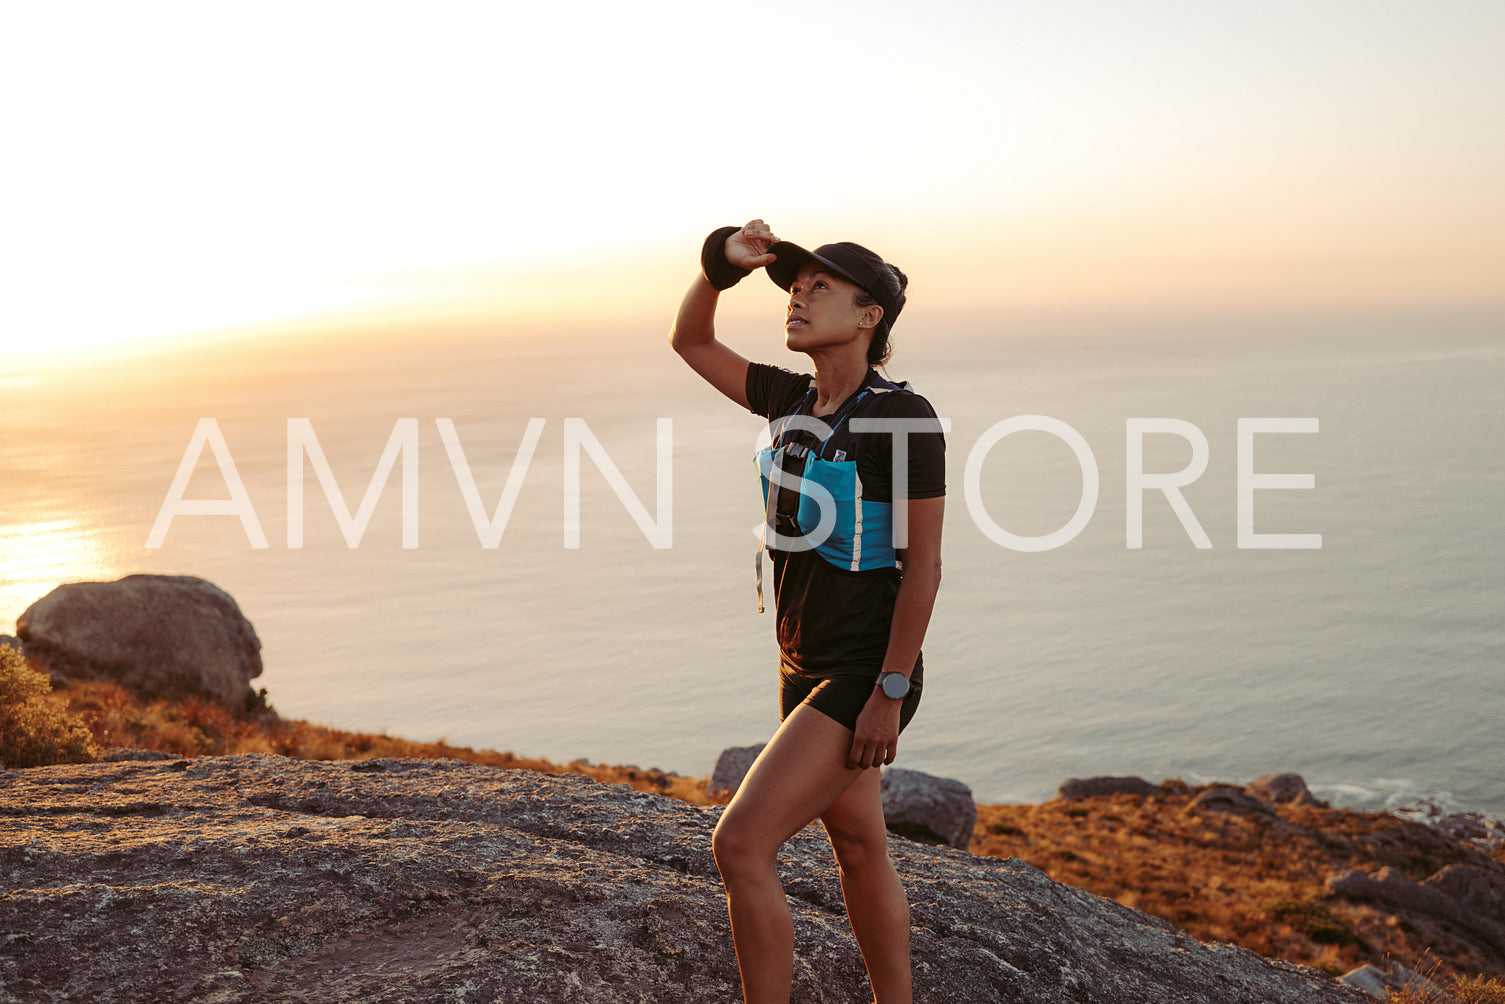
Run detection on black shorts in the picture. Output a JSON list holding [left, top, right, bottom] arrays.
[[779, 659, 923, 734]]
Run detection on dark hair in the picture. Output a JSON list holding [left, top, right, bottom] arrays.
[[851, 262, 909, 367]]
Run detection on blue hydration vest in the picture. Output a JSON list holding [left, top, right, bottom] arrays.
[[754, 376, 910, 609]]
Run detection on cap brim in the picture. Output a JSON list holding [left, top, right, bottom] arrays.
[[765, 241, 865, 293]]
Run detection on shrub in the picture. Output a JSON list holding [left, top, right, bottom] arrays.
[[0, 647, 99, 767], [1388, 971, 1505, 1003], [1451, 974, 1505, 1003], [1265, 895, 1362, 948]]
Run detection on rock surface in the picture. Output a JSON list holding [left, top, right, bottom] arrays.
[[15, 574, 263, 707], [0, 755, 1367, 1004], [707, 743, 765, 800], [98, 747, 177, 762], [1057, 775, 1161, 800], [880, 766, 978, 849]]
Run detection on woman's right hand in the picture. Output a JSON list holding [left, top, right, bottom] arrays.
[[724, 219, 779, 271]]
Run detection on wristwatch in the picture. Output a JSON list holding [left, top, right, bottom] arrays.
[[876, 672, 911, 700]]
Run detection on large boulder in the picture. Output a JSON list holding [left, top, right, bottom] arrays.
[[707, 743, 765, 801], [16, 574, 262, 708], [880, 767, 977, 849], [0, 755, 1370, 1003]]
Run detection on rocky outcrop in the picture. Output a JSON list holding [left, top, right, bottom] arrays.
[[1327, 865, 1505, 957], [1428, 862, 1505, 920], [0, 755, 1367, 1004], [1244, 772, 1319, 807], [1058, 775, 1161, 800], [1396, 801, 1505, 852], [1434, 812, 1505, 852], [1186, 786, 1275, 817], [880, 766, 977, 849], [707, 743, 764, 800], [15, 574, 262, 708]]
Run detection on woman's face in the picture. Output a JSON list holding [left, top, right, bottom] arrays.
[[784, 263, 876, 357]]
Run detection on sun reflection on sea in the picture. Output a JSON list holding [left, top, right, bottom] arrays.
[[0, 519, 124, 630]]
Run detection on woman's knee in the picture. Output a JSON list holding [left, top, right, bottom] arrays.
[[712, 811, 777, 882], [825, 819, 889, 875]]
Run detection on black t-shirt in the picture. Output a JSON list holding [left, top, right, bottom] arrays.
[[746, 362, 946, 678]]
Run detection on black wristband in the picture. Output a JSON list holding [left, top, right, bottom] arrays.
[[701, 225, 750, 291]]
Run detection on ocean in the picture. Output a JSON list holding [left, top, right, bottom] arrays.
[[4, 304, 1502, 813]]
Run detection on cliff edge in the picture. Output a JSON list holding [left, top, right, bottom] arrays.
[[0, 755, 1364, 1003]]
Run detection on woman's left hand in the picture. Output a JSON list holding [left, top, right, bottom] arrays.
[[724, 219, 779, 271], [849, 690, 903, 770]]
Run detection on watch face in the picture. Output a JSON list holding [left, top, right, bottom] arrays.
[[881, 673, 909, 700]]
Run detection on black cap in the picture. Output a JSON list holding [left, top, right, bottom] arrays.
[[765, 241, 904, 338]]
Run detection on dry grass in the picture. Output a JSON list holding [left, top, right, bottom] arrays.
[[1444, 973, 1505, 1003], [55, 678, 710, 804], [1381, 955, 1505, 1002], [971, 786, 1505, 983]]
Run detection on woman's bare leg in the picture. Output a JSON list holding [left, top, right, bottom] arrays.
[[712, 704, 869, 1004], [820, 767, 913, 1003]]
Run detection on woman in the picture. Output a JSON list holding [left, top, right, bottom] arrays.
[[669, 219, 945, 1004]]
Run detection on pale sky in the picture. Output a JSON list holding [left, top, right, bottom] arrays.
[[2, 1, 1502, 359]]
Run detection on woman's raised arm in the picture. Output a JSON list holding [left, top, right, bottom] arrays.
[[668, 220, 779, 410]]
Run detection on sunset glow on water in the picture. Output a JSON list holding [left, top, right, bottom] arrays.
[[0, 519, 122, 624]]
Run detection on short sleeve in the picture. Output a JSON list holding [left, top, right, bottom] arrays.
[[856, 390, 946, 501], [746, 362, 814, 421]]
